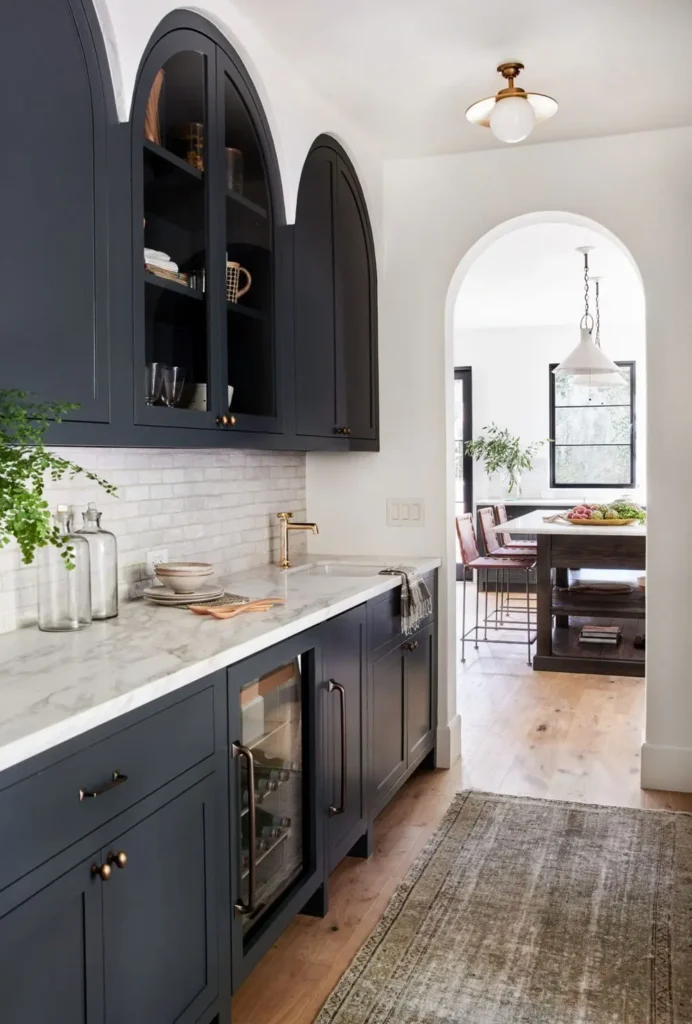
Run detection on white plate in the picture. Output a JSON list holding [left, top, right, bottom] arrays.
[[143, 585, 224, 605]]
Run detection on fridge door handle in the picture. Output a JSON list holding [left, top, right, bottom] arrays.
[[232, 742, 257, 916], [328, 679, 346, 816]]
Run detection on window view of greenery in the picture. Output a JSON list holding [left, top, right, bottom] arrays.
[[550, 363, 635, 486]]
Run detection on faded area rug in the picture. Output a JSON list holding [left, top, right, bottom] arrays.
[[315, 791, 692, 1024]]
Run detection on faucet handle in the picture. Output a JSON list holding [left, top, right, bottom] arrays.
[[277, 511, 294, 521]]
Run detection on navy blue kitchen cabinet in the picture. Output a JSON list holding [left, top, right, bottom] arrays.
[[0, 576, 436, 1015]]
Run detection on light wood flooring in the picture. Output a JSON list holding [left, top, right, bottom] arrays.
[[231, 583, 692, 1024]]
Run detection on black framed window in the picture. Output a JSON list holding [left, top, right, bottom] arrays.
[[549, 362, 636, 487]]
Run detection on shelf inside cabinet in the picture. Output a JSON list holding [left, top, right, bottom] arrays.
[[227, 189, 266, 219], [144, 138, 203, 181], [227, 300, 266, 321], [144, 270, 203, 300]]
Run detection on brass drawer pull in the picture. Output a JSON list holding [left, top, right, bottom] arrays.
[[108, 850, 128, 870], [216, 415, 237, 427], [79, 770, 128, 802], [403, 640, 419, 652], [328, 680, 346, 816], [91, 861, 112, 881]]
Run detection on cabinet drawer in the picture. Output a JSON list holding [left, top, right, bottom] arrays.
[[369, 571, 437, 656], [0, 686, 215, 893]]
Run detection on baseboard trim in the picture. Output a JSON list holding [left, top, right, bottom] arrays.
[[641, 742, 692, 793], [436, 713, 461, 769]]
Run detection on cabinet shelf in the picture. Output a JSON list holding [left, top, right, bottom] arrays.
[[144, 270, 204, 300], [551, 586, 645, 620], [144, 138, 203, 181], [227, 188, 267, 219], [227, 300, 267, 321]]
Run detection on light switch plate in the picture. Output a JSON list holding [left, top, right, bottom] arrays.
[[387, 498, 425, 527]]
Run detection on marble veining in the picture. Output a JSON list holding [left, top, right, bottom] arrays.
[[0, 555, 440, 773]]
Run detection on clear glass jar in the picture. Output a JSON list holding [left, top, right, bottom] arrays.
[[77, 502, 118, 620], [37, 506, 92, 631]]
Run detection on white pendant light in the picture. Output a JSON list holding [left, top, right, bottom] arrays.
[[553, 247, 625, 386], [466, 62, 557, 144]]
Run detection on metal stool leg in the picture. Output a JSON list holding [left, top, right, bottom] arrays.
[[461, 568, 467, 662], [474, 569, 480, 649], [484, 569, 490, 640], [526, 569, 532, 665]]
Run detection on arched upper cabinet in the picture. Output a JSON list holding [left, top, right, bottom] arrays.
[[131, 13, 286, 436], [294, 136, 379, 450], [0, 0, 113, 424]]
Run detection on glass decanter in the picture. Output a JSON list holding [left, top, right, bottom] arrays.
[[77, 502, 118, 620], [37, 506, 92, 631]]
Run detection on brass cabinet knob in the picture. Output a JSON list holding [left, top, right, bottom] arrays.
[[216, 415, 229, 426], [404, 639, 419, 652], [229, 414, 236, 426], [335, 426, 350, 435], [108, 850, 128, 870], [91, 861, 112, 881]]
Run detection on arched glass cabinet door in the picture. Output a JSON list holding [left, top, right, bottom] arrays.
[[216, 51, 281, 433], [132, 30, 221, 428]]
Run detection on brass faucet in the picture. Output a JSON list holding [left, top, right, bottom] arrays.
[[277, 511, 319, 569]]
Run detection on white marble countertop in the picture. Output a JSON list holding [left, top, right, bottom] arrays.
[[493, 509, 647, 537], [475, 497, 578, 507], [0, 555, 440, 773]]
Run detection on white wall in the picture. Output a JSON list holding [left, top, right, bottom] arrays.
[[307, 125, 692, 790], [458, 323, 646, 501]]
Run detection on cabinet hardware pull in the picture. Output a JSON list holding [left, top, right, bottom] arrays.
[[107, 851, 128, 870], [79, 770, 128, 801], [232, 742, 256, 916], [91, 861, 112, 881], [328, 679, 347, 816], [216, 415, 229, 426], [334, 426, 349, 435], [404, 640, 419, 652]]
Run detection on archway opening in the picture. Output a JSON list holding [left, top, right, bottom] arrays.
[[446, 212, 647, 799]]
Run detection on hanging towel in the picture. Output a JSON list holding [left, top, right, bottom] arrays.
[[378, 566, 432, 635]]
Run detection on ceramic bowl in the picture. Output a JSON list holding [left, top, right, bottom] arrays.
[[155, 562, 214, 594]]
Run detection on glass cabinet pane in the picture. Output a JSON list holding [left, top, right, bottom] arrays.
[[223, 70, 275, 420], [142, 50, 210, 413], [239, 659, 304, 933]]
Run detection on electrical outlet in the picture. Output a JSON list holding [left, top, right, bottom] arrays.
[[145, 548, 168, 577], [386, 498, 425, 527]]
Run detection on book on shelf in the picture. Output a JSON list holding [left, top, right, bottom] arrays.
[[579, 623, 622, 645], [579, 636, 621, 645], [580, 624, 621, 635]]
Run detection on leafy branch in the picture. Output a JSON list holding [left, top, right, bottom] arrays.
[[465, 423, 550, 494], [0, 390, 116, 568]]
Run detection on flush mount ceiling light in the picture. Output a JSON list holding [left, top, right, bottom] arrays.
[[465, 62, 558, 144], [553, 247, 625, 388]]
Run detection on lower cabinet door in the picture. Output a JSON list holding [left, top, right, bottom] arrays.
[[101, 774, 218, 1024], [324, 604, 367, 872], [0, 855, 104, 1024], [371, 645, 407, 812], [406, 624, 436, 766]]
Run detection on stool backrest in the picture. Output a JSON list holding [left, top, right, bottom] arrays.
[[456, 513, 480, 566], [478, 506, 501, 554], [494, 502, 511, 546]]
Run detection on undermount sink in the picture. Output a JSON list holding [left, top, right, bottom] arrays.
[[302, 562, 384, 578]]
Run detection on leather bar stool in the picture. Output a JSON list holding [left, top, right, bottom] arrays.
[[479, 506, 536, 624], [494, 502, 538, 552], [456, 514, 536, 665]]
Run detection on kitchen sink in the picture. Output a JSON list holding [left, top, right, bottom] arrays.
[[301, 562, 384, 578]]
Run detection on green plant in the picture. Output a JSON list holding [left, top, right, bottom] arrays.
[[464, 423, 549, 494], [0, 390, 116, 568]]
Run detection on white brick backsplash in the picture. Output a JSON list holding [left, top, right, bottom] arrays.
[[0, 447, 306, 634]]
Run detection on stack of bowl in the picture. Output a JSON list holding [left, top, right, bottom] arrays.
[[144, 562, 225, 606]]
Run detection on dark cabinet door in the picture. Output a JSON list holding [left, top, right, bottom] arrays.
[[0, 0, 111, 423], [371, 646, 407, 813], [293, 136, 378, 448], [335, 156, 378, 442], [102, 775, 218, 1024], [324, 605, 367, 872], [294, 145, 342, 439], [0, 855, 104, 1024], [406, 624, 436, 766]]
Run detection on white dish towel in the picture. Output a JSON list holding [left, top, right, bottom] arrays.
[[378, 567, 433, 635]]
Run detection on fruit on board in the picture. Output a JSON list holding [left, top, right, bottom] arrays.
[[604, 508, 619, 519], [589, 509, 604, 519]]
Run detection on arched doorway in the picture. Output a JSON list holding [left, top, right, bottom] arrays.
[[445, 212, 648, 796]]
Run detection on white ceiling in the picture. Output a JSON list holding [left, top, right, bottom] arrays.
[[454, 223, 644, 329], [235, 0, 692, 156]]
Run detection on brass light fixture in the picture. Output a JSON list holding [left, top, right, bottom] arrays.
[[466, 62, 558, 144]]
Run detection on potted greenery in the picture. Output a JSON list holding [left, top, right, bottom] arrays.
[[464, 423, 549, 496], [0, 390, 116, 568]]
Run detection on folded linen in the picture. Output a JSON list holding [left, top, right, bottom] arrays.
[[378, 566, 432, 635], [144, 247, 171, 262]]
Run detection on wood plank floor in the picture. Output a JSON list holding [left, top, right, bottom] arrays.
[[231, 583, 692, 1024]]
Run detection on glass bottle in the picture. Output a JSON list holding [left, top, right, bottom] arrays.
[[77, 502, 118, 620], [37, 506, 92, 632]]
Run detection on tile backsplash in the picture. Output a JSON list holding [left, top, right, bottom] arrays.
[[0, 447, 307, 634]]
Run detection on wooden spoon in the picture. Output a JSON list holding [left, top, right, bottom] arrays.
[[189, 598, 284, 618]]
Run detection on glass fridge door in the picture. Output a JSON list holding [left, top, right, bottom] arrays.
[[233, 658, 304, 932]]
